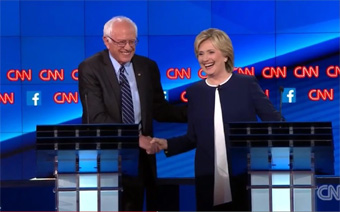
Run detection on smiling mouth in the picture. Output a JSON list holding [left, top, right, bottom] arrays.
[[121, 51, 132, 55], [204, 62, 214, 69]]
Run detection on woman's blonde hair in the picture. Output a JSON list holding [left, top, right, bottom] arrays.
[[194, 28, 234, 73]]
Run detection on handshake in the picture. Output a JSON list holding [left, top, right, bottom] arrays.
[[139, 135, 168, 154]]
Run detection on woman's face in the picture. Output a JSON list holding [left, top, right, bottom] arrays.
[[197, 39, 228, 78]]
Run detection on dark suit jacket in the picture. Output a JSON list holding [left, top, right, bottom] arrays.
[[78, 49, 187, 181], [166, 73, 282, 210]]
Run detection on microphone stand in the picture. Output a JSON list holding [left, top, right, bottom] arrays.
[[279, 86, 284, 121]]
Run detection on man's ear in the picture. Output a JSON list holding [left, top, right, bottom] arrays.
[[103, 36, 110, 49]]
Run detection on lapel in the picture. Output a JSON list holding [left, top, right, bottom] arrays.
[[131, 55, 147, 117], [101, 50, 121, 104]]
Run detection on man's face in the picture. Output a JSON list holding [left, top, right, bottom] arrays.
[[104, 21, 137, 65]]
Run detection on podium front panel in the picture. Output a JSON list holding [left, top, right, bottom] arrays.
[[36, 124, 139, 211], [229, 122, 334, 212]]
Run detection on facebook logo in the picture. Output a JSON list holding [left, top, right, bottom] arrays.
[[27, 91, 41, 106], [282, 88, 296, 103]]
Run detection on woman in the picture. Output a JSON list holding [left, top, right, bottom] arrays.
[[151, 28, 282, 211]]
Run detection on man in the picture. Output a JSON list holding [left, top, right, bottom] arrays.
[[78, 16, 187, 211]]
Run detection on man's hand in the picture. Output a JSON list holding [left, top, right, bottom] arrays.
[[139, 135, 160, 154], [150, 137, 168, 151]]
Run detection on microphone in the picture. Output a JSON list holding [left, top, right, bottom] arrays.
[[217, 85, 222, 90], [279, 86, 285, 121], [84, 93, 90, 124]]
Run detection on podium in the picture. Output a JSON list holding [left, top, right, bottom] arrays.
[[228, 122, 334, 212], [36, 124, 139, 211]]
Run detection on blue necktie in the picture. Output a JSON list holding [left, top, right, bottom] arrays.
[[119, 66, 135, 124]]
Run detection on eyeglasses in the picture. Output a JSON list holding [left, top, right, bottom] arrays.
[[106, 36, 138, 47]]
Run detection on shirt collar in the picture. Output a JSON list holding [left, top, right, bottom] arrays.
[[108, 53, 132, 75], [205, 73, 233, 87]]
